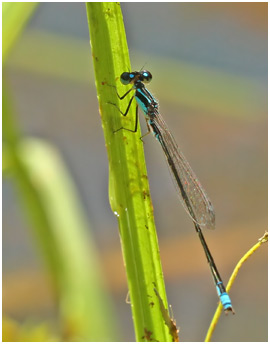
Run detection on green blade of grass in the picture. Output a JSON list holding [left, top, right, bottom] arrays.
[[86, 3, 173, 341]]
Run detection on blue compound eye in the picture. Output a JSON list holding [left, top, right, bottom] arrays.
[[141, 70, 152, 83], [120, 72, 133, 85]]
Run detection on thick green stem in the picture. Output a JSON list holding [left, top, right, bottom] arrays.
[[86, 2, 172, 342]]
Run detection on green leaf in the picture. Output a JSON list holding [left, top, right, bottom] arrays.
[[86, 3, 173, 342]]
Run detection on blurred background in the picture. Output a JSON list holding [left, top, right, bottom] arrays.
[[2, 3, 267, 342]]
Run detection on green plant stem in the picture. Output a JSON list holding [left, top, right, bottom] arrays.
[[86, 2, 172, 342]]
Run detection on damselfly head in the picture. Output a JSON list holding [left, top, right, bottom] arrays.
[[120, 70, 152, 85]]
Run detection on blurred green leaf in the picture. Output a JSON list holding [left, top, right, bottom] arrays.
[[3, 2, 119, 340], [2, 2, 39, 64], [3, 81, 118, 341], [16, 138, 118, 341]]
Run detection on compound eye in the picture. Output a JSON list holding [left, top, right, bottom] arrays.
[[141, 70, 152, 83], [120, 72, 132, 85]]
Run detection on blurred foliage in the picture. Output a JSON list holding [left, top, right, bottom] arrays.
[[6, 30, 94, 83], [3, 3, 118, 341], [3, 316, 58, 342], [2, 2, 39, 65]]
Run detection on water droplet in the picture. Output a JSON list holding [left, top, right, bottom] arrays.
[[114, 211, 119, 217]]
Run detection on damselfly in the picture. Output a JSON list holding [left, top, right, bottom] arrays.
[[110, 70, 233, 313]]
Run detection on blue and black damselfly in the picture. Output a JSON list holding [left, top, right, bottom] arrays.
[[110, 70, 233, 313]]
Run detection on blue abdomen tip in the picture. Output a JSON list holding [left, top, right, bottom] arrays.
[[220, 292, 232, 309]]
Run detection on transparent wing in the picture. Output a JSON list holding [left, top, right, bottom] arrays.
[[152, 110, 215, 230]]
